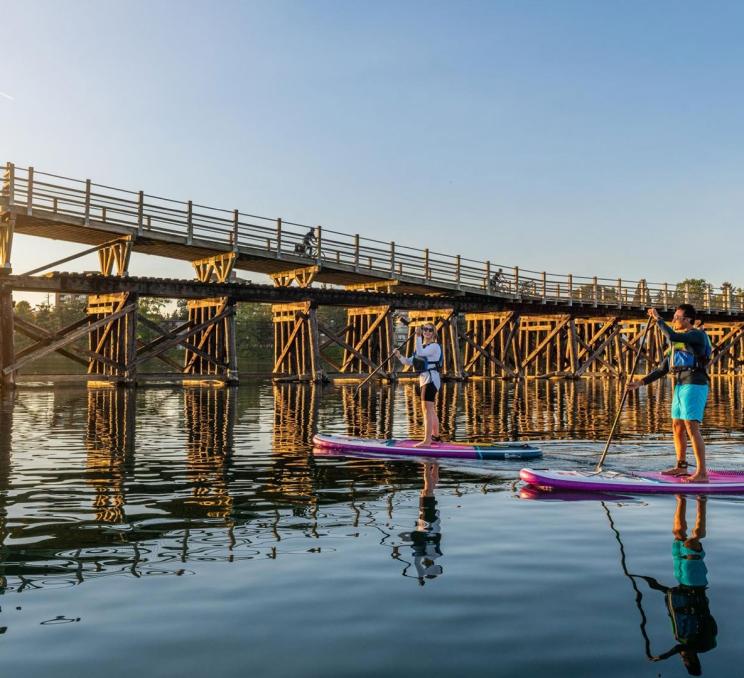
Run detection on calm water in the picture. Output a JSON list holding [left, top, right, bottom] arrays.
[[1, 379, 744, 677]]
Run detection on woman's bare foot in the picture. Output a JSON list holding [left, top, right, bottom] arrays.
[[661, 462, 689, 476], [415, 440, 432, 448], [683, 472, 709, 483]]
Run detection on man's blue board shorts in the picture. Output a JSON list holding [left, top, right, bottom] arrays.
[[672, 384, 709, 422]]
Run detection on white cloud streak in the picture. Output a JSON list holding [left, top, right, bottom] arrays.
[[0, 92, 15, 101]]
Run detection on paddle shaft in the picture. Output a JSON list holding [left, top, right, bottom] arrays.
[[353, 331, 417, 396], [595, 318, 655, 471]]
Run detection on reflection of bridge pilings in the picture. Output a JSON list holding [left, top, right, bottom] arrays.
[[461, 379, 672, 441], [85, 387, 136, 523], [184, 385, 237, 518], [0, 391, 13, 589], [272, 382, 318, 452], [342, 385, 395, 439]]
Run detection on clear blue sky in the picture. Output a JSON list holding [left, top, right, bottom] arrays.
[[2, 0, 743, 290]]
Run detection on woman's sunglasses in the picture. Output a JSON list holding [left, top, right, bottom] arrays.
[[422, 327, 435, 333]]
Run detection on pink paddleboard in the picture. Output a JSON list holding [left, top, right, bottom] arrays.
[[313, 434, 541, 460], [520, 468, 744, 494]]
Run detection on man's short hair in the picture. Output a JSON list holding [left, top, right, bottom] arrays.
[[677, 303, 696, 322]]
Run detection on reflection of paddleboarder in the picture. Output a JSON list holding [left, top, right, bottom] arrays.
[[396, 463, 443, 585], [638, 496, 717, 676], [606, 496, 717, 677]]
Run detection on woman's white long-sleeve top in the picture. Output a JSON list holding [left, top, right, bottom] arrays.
[[399, 337, 442, 389]]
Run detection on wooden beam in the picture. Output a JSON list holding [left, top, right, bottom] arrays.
[[521, 316, 570, 369], [14, 316, 89, 366], [316, 319, 384, 375], [574, 323, 622, 377], [340, 306, 390, 372], [3, 304, 136, 375], [134, 307, 231, 367]]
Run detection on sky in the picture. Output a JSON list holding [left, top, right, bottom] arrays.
[[2, 0, 744, 297]]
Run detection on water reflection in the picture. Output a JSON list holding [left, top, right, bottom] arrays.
[[85, 388, 135, 523], [0, 378, 742, 598], [393, 462, 444, 585], [606, 497, 717, 676]]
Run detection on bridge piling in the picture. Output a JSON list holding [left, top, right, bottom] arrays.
[[0, 288, 15, 390]]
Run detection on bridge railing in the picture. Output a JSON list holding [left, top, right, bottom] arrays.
[[3, 162, 743, 314]]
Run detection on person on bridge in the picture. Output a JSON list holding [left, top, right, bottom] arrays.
[[393, 323, 442, 447], [629, 304, 712, 483]]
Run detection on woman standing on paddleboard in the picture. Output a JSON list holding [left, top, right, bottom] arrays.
[[393, 323, 442, 447]]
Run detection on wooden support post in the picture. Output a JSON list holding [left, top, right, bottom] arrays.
[[232, 209, 240, 250], [137, 191, 144, 235], [568, 274, 573, 305], [3, 162, 15, 206], [187, 200, 194, 244], [315, 225, 322, 262], [0, 212, 14, 275], [84, 179, 92, 224], [26, 166, 34, 215], [0, 288, 15, 390], [592, 276, 598, 307]]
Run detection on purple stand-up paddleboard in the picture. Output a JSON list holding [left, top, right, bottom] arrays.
[[313, 434, 541, 461], [520, 468, 744, 494]]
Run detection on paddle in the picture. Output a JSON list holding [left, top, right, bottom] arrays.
[[595, 317, 655, 472], [353, 316, 416, 397]]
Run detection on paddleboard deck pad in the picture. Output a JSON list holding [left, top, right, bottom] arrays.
[[520, 468, 744, 494], [313, 434, 542, 460]]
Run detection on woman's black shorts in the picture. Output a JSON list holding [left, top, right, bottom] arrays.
[[420, 382, 439, 402]]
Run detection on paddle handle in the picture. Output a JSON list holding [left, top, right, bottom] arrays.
[[595, 318, 655, 471]]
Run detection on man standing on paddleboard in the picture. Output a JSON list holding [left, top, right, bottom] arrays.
[[629, 304, 712, 483]]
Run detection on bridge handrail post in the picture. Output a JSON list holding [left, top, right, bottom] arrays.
[[276, 218, 283, 255], [187, 200, 193, 244], [137, 191, 144, 235], [485, 260, 491, 292], [424, 248, 430, 280], [456, 255, 461, 286], [568, 273, 573, 305], [592, 276, 598, 307], [315, 225, 322, 262], [84, 179, 91, 224], [232, 209, 239, 251], [663, 282, 669, 310], [725, 284, 732, 312], [617, 278, 622, 308], [704, 284, 711, 311], [26, 167, 34, 215], [514, 266, 519, 296], [542, 271, 547, 301], [390, 241, 396, 275], [354, 234, 360, 269], [3, 162, 14, 206]]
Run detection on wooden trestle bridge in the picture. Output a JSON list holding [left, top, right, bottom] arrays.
[[1, 162, 743, 389]]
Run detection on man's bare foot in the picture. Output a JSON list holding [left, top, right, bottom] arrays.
[[683, 472, 709, 483], [415, 440, 432, 448], [661, 462, 689, 476]]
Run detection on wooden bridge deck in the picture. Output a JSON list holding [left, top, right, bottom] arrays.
[[3, 163, 743, 316]]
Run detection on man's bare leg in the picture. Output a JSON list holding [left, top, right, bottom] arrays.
[[662, 419, 690, 475], [683, 420, 708, 482]]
